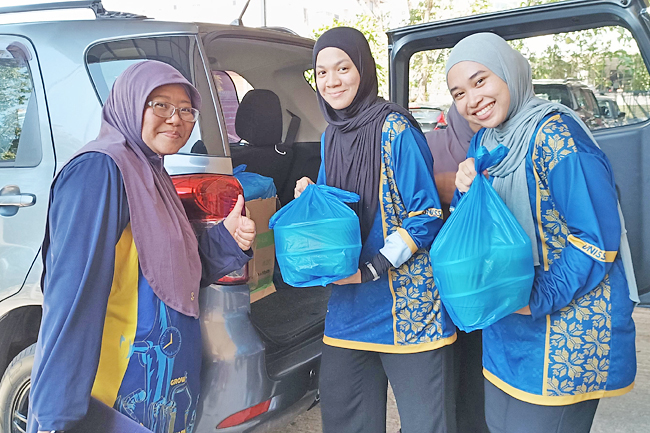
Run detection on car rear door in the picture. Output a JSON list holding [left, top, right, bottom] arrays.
[[388, 0, 650, 298], [0, 35, 54, 301]]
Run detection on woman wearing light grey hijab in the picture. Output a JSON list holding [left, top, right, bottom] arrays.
[[446, 32, 637, 433]]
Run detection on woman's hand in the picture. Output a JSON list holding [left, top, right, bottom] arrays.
[[294, 177, 314, 198], [224, 195, 256, 251], [333, 269, 362, 285], [514, 305, 532, 315], [455, 158, 489, 193]]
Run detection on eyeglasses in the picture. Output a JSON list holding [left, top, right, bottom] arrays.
[[147, 101, 199, 122]]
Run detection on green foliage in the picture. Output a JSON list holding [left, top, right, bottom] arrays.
[[0, 58, 32, 162], [521, 27, 650, 93], [407, 0, 492, 102], [310, 1, 650, 104]]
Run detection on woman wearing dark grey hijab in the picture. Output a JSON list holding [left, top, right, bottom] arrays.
[[28, 61, 255, 433], [295, 27, 456, 433], [447, 32, 637, 433]]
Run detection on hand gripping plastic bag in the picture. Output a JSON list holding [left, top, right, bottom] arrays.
[[268, 184, 362, 287], [430, 145, 534, 332], [233, 164, 277, 200]]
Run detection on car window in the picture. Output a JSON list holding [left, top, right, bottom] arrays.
[[86, 35, 226, 156], [581, 89, 598, 112], [408, 25, 650, 131], [213, 70, 254, 144], [0, 39, 41, 167]]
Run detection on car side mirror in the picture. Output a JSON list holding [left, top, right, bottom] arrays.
[[618, 111, 626, 119]]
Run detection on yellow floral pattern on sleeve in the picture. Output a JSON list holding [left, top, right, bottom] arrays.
[[532, 114, 577, 268], [546, 278, 611, 396], [531, 114, 613, 397], [380, 113, 445, 345]]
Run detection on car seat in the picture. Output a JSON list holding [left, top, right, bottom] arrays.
[[232, 89, 300, 205]]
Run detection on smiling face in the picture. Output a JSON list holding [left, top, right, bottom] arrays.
[[447, 61, 511, 129], [315, 47, 361, 110], [141, 83, 194, 156]]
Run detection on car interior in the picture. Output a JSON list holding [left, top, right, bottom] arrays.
[[202, 33, 331, 361]]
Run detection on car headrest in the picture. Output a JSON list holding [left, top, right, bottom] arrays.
[[235, 89, 283, 147]]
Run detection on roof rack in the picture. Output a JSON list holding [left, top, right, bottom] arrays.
[[0, 1, 146, 19]]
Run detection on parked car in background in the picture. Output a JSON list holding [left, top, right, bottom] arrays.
[[408, 103, 447, 132], [532, 79, 605, 130], [0, 1, 328, 432], [597, 95, 627, 127]]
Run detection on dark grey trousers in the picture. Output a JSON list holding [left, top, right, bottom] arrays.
[[484, 379, 599, 433], [320, 343, 456, 433]]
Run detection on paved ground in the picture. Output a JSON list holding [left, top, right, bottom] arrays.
[[278, 307, 650, 433]]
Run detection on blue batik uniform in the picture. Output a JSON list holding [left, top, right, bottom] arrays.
[[29, 153, 251, 433], [318, 113, 456, 353], [464, 113, 636, 405]]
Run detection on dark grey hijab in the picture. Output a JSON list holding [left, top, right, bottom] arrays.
[[67, 60, 203, 317], [314, 26, 420, 244]]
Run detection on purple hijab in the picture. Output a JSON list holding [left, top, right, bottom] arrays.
[[67, 60, 203, 318], [425, 104, 475, 175]]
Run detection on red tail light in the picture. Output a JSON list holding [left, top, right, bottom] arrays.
[[217, 399, 271, 429], [435, 111, 447, 128], [172, 174, 248, 285]]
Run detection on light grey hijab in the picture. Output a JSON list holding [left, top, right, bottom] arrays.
[[445, 32, 638, 302]]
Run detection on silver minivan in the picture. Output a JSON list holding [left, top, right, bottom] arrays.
[[0, 1, 329, 432]]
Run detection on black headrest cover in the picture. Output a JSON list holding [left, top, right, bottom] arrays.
[[235, 89, 283, 146]]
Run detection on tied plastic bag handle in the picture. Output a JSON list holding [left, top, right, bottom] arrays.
[[316, 184, 360, 203], [269, 184, 360, 229], [474, 144, 509, 174], [232, 164, 247, 175]]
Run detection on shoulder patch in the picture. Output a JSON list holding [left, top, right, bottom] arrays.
[[533, 113, 578, 173], [382, 112, 410, 136]]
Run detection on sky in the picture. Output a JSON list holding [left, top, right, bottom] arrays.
[[1, 0, 525, 37]]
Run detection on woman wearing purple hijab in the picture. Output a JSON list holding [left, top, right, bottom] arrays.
[[426, 105, 489, 433], [27, 61, 255, 433], [426, 104, 480, 217]]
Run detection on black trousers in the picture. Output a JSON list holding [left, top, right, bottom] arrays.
[[454, 330, 489, 433], [320, 343, 456, 433], [484, 379, 599, 433]]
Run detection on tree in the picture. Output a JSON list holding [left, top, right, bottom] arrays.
[[0, 59, 32, 161], [405, 0, 492, 102]]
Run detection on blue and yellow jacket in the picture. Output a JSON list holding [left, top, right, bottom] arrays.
[[470, 113, 636, 405], [28, 153, 251, 432], [318, 113, 456, 353]]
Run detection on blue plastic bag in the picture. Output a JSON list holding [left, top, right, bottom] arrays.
[[233, 164, 277, 200], [430, 145, 534, 332], [269, 184, 362, 287]]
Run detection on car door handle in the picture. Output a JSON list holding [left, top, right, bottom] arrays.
[[0, 194, 36, 207], [0, 185, 36, 216]]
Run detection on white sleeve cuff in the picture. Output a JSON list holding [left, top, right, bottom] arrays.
[[380, 231, 413, 268]]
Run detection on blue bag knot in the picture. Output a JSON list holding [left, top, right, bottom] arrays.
[[475, 144, 509, 173]]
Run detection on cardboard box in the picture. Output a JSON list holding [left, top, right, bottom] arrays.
[[245, 197, 277, 303]]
